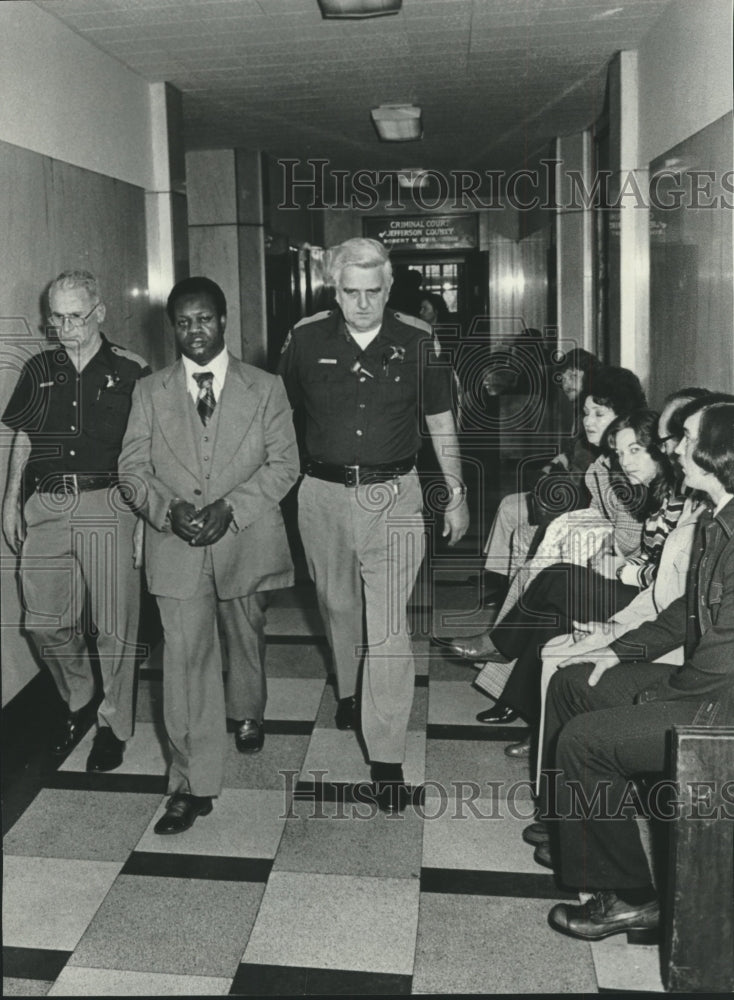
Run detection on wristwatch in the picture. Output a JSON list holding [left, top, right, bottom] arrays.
[[449, 483, 467, 501]]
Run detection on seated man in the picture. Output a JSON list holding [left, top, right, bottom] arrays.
[[540, 398, 734, 941]]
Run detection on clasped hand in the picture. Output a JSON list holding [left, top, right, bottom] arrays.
[[169, 498, 233, 546]]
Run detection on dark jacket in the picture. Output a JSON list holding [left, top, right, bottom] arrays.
[[611, 497, 734, 720]]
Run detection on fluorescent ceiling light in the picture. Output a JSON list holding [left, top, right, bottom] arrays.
[[370, 104, 422, 142], [397, 169, 428, 189], [318, 0, 401, 18]]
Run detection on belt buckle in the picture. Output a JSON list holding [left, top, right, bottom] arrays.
[[344, 465, 359, 487], [62, 473, 78, 494]]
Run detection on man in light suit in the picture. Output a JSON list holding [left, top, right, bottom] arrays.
[[120, 276, 299, 834]]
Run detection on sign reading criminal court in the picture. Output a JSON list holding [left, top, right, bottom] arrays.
[[363, 215, 478, 251]]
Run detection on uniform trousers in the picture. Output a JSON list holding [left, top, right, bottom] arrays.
[[298, 471, 425, 763], [542, 660, 705, 890], [20, 488, 141, 739], [156, 549, 267, 797]]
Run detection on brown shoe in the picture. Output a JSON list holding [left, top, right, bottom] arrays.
[[549, 891, 659, 941]]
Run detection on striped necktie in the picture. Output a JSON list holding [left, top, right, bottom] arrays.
[[193, 371, 216, 425]]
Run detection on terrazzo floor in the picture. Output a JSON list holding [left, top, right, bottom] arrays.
[[2, 567, 667, 995]]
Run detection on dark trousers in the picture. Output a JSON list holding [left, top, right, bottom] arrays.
[[490, 563, 637, 721], [541, 660, 705, 890]]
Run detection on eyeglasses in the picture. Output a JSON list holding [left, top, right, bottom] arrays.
[[48, 302, 99, 329]]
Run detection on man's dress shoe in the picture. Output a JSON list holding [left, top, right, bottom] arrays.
[[51, 701, 95, 756], [86, 727, 125, 772], [154, 793, 213, 835], [549, 890, 660, 941], [522, 820, 550, 846], [439, 633, 509, 663], [235, 719, 264, 753], [476, 702, 518, 724], [533, 841, 554, 869], [505, 733, 533, 758], [335, 695, 358, 731], [370, 762, 409, 814]]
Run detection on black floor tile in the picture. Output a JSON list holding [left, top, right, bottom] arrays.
[[2, 946, 71, 981], [230, 962, 412, 996], [420, 866, 577, 899], [427, 723, 530, 742], [293, 780, 426, 812], [46, 771, 167, 793], [121, 851, 272, 882]]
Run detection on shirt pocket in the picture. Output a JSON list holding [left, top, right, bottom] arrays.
[[302, 366, 351, 419], [377, 369, 415, 415], [93, 391, 132, 442]]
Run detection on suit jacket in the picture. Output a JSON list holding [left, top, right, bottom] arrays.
[[119, 354, 299, 600], [610, 496, 734, 719]]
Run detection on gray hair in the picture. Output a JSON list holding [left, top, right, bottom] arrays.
[[48, 269, 101, 303], [326, 238, 392, 288]]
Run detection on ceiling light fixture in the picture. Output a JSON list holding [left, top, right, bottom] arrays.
[[370, 104, 422, 142], [397, 169, 428, 189], [318, 0, 402, 18]]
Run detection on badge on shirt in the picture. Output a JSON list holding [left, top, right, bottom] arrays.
[[318, 358, 338, 364]]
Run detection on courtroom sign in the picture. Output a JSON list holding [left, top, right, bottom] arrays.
[[364, 215, 478, 251]]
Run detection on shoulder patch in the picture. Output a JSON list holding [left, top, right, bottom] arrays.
[[294, 310, 333, 330], [110, 344, 149, 370], [393, 312, 432, 335]]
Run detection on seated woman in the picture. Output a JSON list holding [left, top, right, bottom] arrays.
[[444, 364, 647, 666], [481, 348, 601, 605], [457, 408, 684, 753]]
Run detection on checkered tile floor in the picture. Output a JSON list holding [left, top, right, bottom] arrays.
[[2, 574, 665, 995]]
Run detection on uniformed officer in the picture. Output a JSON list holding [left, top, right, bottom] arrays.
[[279, 237, 469, 812], [2, 270, 149, 772]]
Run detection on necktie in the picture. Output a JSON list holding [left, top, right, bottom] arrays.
[[193, 371, 216, 425]]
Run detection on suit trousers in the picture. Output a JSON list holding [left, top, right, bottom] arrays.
[[156, 551, 267, 797], [298, 471, 425, 763], [542, 660, 705, 890], [20, 488, 142, 739]]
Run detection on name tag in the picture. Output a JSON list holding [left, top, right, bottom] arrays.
[[39, 381, 54, 388], [318, 358, 337, 364]]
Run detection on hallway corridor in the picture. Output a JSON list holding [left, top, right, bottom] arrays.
[[3, 569, 666, 995]]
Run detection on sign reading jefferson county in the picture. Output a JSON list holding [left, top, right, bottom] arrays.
[[363, 215, 478, 251]]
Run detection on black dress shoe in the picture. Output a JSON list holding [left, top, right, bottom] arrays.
[[522, 820, 549, 846], [505, 733, 533, 758], [235, 719, 264, 753], [534, 841, 554, 869], [335, 695, 358, 731], [370, 763, 409, 814], [373, 780, 410, 814], [86, 727, 125, 772], [51, 700, 95, 756], [440, 633, 509, 663], [154, 793, 213, 835], [549, 891, 660, 941], [476, 702, 518, 724]]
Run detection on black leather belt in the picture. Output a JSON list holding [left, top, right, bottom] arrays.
[[35, 472, 120, 494], [305, 457, 415, 487]]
